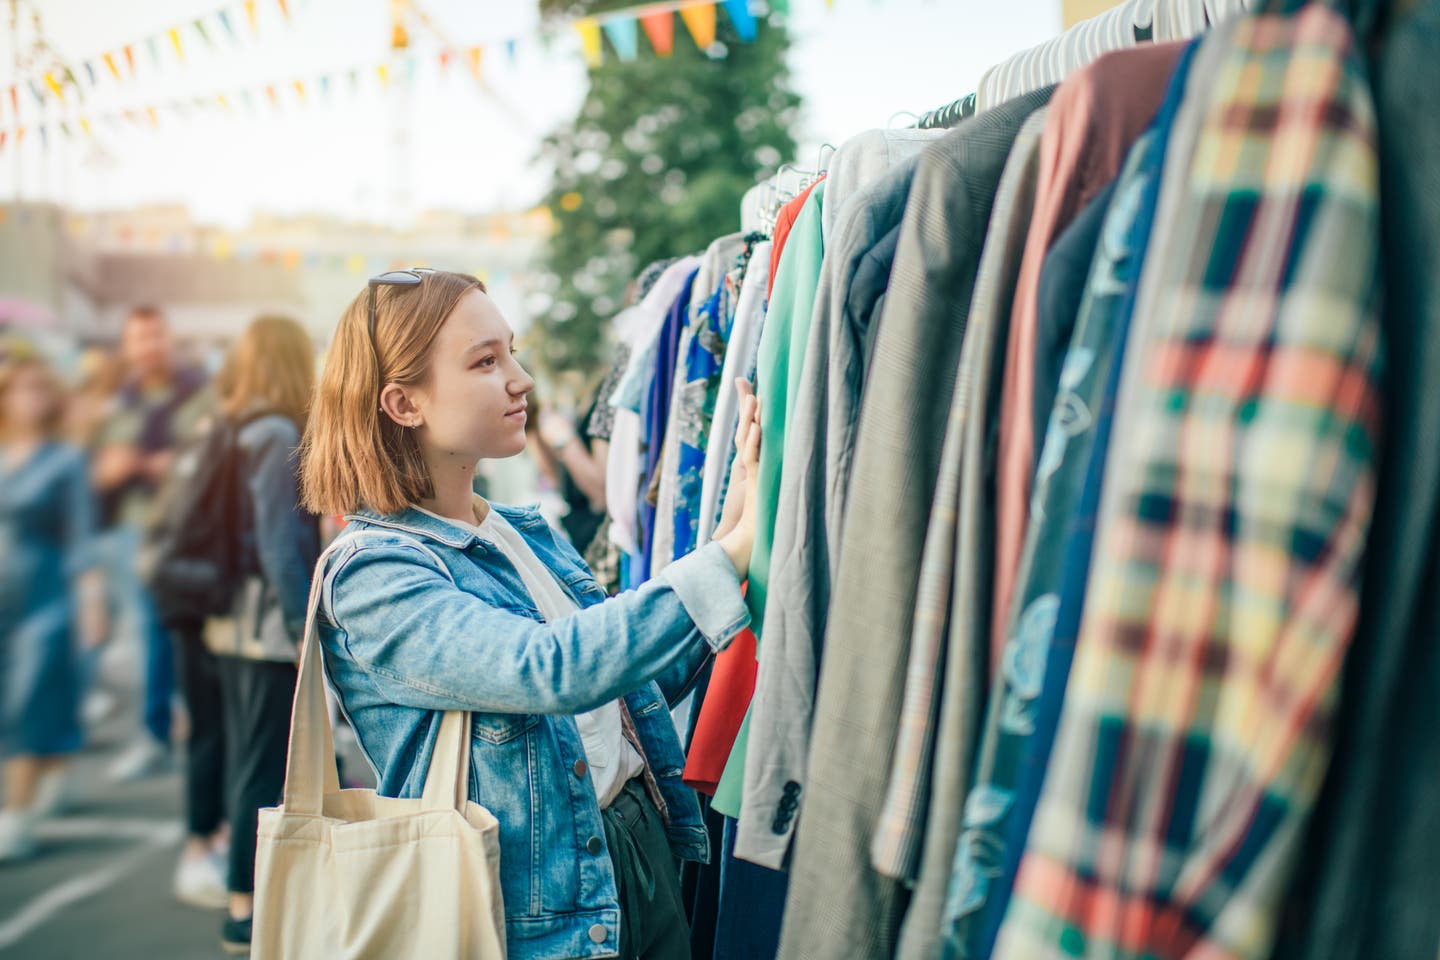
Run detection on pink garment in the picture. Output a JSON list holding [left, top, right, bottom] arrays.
[[991, 42, 1187, 668]]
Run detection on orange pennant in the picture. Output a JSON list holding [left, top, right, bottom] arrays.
[[277, 0, 291, 21], [266, 84, 279, 106], [146, 106, 159, 126], [124, 45, 136, 75], [466, 47, 483, 77], [641, 11, 675, 56], [103, 52, 121, 80], [245, 0, 258, 34], [679, 2, 716, 51], [439, 49, 453, 72]]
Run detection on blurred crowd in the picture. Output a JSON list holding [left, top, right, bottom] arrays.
[[0, 304, 611, 952]]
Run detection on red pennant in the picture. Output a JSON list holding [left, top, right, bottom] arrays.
[[439, 49, 453, 72]]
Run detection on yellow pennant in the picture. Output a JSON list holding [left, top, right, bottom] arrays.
[[44, 71, 64, 100], [377, 63, 390, 87], [146, 106, 159, 126], [103, 52, 122, 80], [575, 19, 602, 67], [466, 46, 483, 77], [679, 2, 717, 50], [245, 0, 259, 34], [293, 79, 306, 101], [169, 27, 185, 62], [79, 117, 92, 136]]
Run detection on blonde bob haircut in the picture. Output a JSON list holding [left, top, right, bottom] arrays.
[[222, 314, 315, 427], [301, 270, 485, 517]]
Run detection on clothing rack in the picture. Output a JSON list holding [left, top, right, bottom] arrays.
[[915, 92, 977, 130]]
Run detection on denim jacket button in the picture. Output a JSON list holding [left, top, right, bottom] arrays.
[[573, 759, 589, 778], [588, 924, 608, 944], [586, 836, 604, 856]]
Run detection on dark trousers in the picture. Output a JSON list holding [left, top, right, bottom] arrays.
[[217, 656, 296, 895], [170, 623, 226, 837], [602, 780, 691, 960]]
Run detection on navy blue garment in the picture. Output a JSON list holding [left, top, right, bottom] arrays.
[[639, 270, 697, 583], [713, 815, 788, 959]]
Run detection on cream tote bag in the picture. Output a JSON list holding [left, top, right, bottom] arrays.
[[252, 537, 506, 959]]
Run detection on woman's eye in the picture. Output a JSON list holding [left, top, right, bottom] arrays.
[[473, 356, 496, 369]]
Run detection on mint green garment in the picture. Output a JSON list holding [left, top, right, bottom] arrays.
[[713, 181, 826, 818]]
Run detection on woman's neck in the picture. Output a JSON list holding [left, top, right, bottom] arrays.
[[417, 459, 487, 526]]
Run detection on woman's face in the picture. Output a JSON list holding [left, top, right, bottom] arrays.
[[410, 289, 535, 465], [3, 365, 59, 434]]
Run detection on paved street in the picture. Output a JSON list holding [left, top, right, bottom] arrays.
[[0, 720, 225, 959]]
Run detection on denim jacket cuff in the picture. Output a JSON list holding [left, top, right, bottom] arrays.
[[657, 542, 750, 651]]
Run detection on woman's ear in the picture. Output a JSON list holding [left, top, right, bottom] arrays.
[[379, 382, 425, 429]]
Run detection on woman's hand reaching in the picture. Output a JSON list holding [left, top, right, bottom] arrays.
[[717, 379, 762, 579]]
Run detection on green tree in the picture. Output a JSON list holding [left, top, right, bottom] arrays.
[[531, 0, 800, 378]]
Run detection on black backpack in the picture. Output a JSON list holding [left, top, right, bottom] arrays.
[[147, 408, 273, 627]]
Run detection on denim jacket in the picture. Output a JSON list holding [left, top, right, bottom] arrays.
[[316, 501, 749, 960]]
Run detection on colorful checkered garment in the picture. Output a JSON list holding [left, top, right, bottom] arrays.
[[992, 7, 1383, 960]]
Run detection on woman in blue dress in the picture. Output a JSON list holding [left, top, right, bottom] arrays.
[[0, 356, 108, 862]]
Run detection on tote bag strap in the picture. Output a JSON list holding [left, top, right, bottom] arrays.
[[282, 530, 466, 816]]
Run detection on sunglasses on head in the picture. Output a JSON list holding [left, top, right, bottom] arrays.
[[367, 267, 436, 343]]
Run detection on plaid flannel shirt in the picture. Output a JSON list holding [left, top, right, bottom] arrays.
[[994, 6, 1383, 959]]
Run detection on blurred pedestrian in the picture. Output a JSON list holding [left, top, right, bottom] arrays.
[[203, 316, 319, 954], [0, 357, 108, 862], [64, 345, 124, 450], [526, 391, 608, 553], [92, 306, 209, 783]]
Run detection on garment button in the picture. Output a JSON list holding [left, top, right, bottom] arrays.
[[588, 924, 608, 944], [771, 819, 789, 835], [779, 796, 797, 812], [586, 836, 604, 856], [573, 759, 588, 778], [782, 780, 801, 797]]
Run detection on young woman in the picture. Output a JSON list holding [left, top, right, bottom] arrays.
[[301, 269, 761, 960], [0, 356, 107, 861], [204, 316, 321, 954]]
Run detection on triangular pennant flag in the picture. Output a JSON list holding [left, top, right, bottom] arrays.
[[601, 16, 639, 62], [439, 49, 453, 73], [79, 116, 92, 136], [266, 84, 279, 106], [59, 121, 72, 138], [217, 93, 230, 109], [104, 53, 121, 80], [28, 79, 45, 107], [318, 74, 331, 97], [44, 72, 64, 101], [38, 126, 48, 150], [721, 0, 758, 42], [406, 54, 419, 83], [348, 68, 360, 92], [245, 0, 259, 35], [293, 79, 307, 101], [0, 132, 7, 152], [7, 86, 15, 114], [169, 27, 185, 61], [465, 47, 482, 77], [575, 18, 602, 67], [277, 0, 291, 21], [641, 11, 675, 56], [146, 106, 159, 126], [147, 35, 162, 67], [124, 45, 136, 75], [15, 126, 24, 145], [63, 66, 82, 98], [679, 3, 717, 51], [376, 64, 390, 87], [84, 61, 97, 85], [218, 9, 237, 41], [195, 18, 214, 48], [505, 39, 518, 64], [240, 89, 254, 110]]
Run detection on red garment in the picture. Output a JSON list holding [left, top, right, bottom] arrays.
[[683, 625, 758, 795], [767, 176, 825, 298], [991, 42, 1186, 670]]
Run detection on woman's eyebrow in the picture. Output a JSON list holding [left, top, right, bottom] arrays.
[[464, 339, 504, 355]]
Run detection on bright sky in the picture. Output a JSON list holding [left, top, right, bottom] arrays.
[[1, 0, 1058, 228]]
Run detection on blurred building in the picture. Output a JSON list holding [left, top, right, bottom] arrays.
[[0, 200, 551, 352]]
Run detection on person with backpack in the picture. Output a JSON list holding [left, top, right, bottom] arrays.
[[179, 316, 319, 953]]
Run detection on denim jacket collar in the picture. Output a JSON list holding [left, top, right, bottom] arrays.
[[344, 497, 549, 553]]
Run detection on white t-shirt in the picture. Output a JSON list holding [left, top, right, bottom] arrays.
[[415, 501, 645, 809]]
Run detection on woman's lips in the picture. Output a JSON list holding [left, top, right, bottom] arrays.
[[505, 406, 527, 422]]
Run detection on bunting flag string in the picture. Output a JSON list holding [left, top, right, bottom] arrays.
[[1, 0, 789, 144]]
